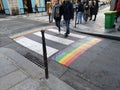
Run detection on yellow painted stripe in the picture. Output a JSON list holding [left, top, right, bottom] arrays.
[[9, 29, 40, 39]]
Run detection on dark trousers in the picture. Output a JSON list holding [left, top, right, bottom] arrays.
[[93, 14, 97, 21], [65, 19, 70, 34], [55, 19, 61, 32]]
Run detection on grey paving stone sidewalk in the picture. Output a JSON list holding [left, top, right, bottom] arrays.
[[0, 48, 75, 90], [70, 6, 120, 40]]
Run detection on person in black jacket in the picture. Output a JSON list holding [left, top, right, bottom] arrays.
[[92, 0, 99, 21], [77, 0, 84, 24], [83, 0, 89, 22], [89, 0, 94, 20], [62, 0, 74, 37], [52, 0, 62, 33]]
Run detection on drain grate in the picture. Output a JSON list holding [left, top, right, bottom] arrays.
[[24, 53, 45, 69]]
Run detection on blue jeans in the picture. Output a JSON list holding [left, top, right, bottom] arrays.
[[65, 19, 70, 34], [55, 19, 60, 32], [77, 11, 83, 24]]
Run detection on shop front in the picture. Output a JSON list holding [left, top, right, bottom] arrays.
[[1, 0, 46, 15], [0, 0, 5, 14]]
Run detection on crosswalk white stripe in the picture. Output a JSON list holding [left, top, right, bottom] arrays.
[[14, 36, 58, 57], [34, 32, 74, 45], [48, 28, 86, 38], [0, 19, 11, 21]]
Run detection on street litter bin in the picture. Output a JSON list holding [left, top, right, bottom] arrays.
[[104, 11, 116, 29]]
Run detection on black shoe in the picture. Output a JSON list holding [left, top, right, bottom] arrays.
[[93, 19, 95, 21], [68, 32, 70, 34], [65, 33, 68, 38], [118, 28, 120, 31], [59, 29, 61, 32], [89, 19, 92, 21]]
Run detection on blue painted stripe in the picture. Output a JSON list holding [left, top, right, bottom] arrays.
[[18, 0, 24, 14], [2, 0, 10, 14]]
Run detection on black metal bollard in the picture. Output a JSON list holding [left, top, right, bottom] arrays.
[[41, 30, 49, 79]]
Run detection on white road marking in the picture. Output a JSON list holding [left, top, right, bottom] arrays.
[[0, 18, 11, 21], [34, 32, 74, 45], [48, 28, 86, 38], [14, 36, 58, 57]]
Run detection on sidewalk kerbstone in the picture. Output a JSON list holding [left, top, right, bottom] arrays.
[[45, 74, 75, 90], [71, 26, 120, 40]]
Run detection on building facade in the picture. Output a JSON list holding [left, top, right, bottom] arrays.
[[0, 0, 46, 15], [0, 0, 118, 15]]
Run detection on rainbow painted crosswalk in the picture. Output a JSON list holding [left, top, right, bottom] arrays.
[[10, 27, 102, 67], [51, 37, 102, 66]]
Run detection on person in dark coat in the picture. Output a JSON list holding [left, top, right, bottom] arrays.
[[92, 0, 99, 21], [62, 0, 74, 37], [35, 4, 38, 13], [89, 0, 94, 20], [83, 0, 89, 22], [77, 0, 84, 24], [52, 0, 62, 33]]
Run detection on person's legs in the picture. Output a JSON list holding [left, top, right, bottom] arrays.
[[77, 12, 80, 24], [89, 12, 92, 20], [93, 14, 97, 21], [55, 19, 57, 27], [79, 12, 83, 24], [49, 14, 51, 23], [65, 19, 70, 37], [57, 20, 61, 32], [55, 20, 61, 32]]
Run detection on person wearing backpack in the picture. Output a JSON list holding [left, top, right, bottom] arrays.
[[62, 0, 74, 37], [52, 0, 62, 33], [77, 0, 84, 24]]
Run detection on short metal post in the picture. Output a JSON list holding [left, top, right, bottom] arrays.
[[41, 30, 49, 79]]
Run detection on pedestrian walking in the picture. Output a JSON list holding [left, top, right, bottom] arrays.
[[83, 0, 89, 22], [89, 0, 94, 20], [77, 0, 84, 24], [48, 4, 53, 23], [115, 0, 120, 30], [35, 4, 38, 14], [35, 4, 39, 13], [52, 0, 62, 33], [62, 0, 74, 37], [61, 1, 66, 25], [115, 0, 120, 22], [92, 0, 99, 21], [24, 4, 29, 16]]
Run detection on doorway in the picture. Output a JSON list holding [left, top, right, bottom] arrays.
[[23, 0, 32, 13], [0, 0, 5, 14]]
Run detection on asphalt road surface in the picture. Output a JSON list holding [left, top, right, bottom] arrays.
[[0, 16, 120, 90]]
